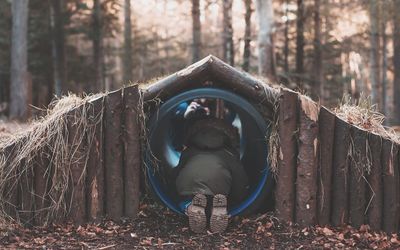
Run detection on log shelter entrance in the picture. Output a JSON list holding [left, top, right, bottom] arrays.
[[0, 55, 398, 235], [146, 88, 272, 216]]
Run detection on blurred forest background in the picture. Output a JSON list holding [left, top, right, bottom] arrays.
[[1, 0, 400, 125]]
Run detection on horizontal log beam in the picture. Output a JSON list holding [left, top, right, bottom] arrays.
[[142, 55, 279, 119]]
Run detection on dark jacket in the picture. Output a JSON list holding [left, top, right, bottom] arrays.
[[174, 119, 249, 205]]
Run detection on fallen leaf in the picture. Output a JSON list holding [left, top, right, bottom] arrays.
[[322, 227, 334, 236]]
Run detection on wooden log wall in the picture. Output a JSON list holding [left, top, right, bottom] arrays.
[[1, 86, 142, 226], [0, 72, 398, 235], [275, 88, 400, 234]]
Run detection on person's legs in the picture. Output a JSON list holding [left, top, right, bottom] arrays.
[[186, 193, 207, 233], [209, 194, 229, 233]]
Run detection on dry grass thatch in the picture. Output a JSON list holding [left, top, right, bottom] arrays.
[[334, 94, 398, 208], [266, 97, 280, 178], [335, 94, 400, 144], [0, 93, 104, 225]]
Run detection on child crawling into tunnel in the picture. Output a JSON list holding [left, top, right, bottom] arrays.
[[169, 100, 249, 234]]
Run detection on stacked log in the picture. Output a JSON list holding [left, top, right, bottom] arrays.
[[382, 139, 399, 233], [87, 96, 105, 221], [33, 153, 50, 225], [398, 147, 400, 233], [331, 117, 351, 226], [122, 86, 141, 218], [348, 127, 367, 228], [296, 96, 319, 226], [104, 90, 124, 220], [66, 107, 88, 224], [18, 161, 34, 225], [317, 107, 335, 225], [366, 133, 383, 231], [276, 89, 299, 222], [143, 55, 279, 120], [2, 145, 18, 219]]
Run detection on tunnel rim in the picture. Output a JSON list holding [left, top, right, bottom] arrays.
[[146, 87, 271, 216]]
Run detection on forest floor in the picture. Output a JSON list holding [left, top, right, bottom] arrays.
[[0, 199, 399, 249]]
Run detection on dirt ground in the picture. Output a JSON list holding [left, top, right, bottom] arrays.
[[0, 198, 398, 250]]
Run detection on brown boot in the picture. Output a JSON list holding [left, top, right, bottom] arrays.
[[210, 194, 229, 233], [187, 194, 207, 234]]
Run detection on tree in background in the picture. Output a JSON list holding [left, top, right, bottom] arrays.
[[242, 0, 252, 72], [93, 0, 105, 91], [368, 0, 381, 110], [3, 0, 400, 126], [222, 0, 234, 65], [283, 0, 290, 73], [255, 0, 276, 79], [10, 0, 30, 120], [0, 1, 11, 109], [393, 0, 400, 124], [191, 0, 202, 63], [380, 0, 388, 116], [295, 0, 305, 86], [312, 0, 323, 100], [50, 0, 66, 97], [123, 0, 133, 83]]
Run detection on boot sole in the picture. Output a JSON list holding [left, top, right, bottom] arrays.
[[187, 194, 207, 234], [210, 194, 229, 233]]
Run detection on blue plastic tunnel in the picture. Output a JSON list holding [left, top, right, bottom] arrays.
[[146, 88, 272, 216]]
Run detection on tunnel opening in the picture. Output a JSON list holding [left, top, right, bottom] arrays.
[[146, 88, 273, 216]]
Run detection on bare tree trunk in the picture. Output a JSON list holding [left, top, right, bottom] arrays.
[[50, 0, 66, 97], [93, 0, 104, 92], [123, 0, 133, 83], [284, 0, 289, 72], [255, 0, 276, 79], [192, 0, 202, 63], [296, 0, 305, 86], [162, 0, 171, 73], [242, 0, 252, 72], [381, 4, 387, 116], [369, 0, 381, 109], [313, 0, 323, 100], [10, 0, 29, 120], [222, 0, 234, 66], [393, 0, 400, 124]]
